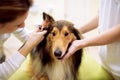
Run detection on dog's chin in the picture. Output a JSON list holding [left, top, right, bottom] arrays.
[[55, 54, 64, 60], [56, 53, 67, 60], [57, 56, 64, 60], [57, 57, 62, 60]]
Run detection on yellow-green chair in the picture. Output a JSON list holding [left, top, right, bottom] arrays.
[[9, 51, 113, 80]]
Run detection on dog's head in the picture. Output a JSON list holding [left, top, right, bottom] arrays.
[[38, 12, 81, 60]]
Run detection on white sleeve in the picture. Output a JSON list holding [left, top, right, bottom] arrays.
[[0, 52, 26, 80], [13, 28, 30, 42]]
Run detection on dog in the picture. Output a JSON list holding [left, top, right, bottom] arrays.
[[29, 12, 83, 80]]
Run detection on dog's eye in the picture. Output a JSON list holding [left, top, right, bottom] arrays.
[[64, 32, 68, 36], [52, 32, 56, 36]]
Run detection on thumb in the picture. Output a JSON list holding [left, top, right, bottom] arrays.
[[38, 30, 47, 35], [62, 51, 71, 63], [41, 30, 47, 34]]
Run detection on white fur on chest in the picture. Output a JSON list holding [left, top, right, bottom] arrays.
[[44, 61, 73, 80], [33, 58, 74, 80]]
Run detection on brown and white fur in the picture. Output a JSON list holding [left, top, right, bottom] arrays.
[[30, 12, 83, 80]]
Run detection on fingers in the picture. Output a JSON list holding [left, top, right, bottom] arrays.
[[35, 27, 41, 32], [62, 40, 80, 63], [35, 25, 49, 32], [38, 30, 47, 35], [62, 51, 72, 63], [62, 45, 73, 63]]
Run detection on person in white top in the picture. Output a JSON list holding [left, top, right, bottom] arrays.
[[62, 0, 120, 80], [0, 0, 47, 80]]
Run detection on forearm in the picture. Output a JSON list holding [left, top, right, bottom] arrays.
[[18, 42, 33, 57], [83, 24, 120, 47], [79, 15, 99, 34], [0, 52, 25, 80]]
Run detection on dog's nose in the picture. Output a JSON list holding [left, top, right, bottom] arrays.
[[54, 50, 62, 57]]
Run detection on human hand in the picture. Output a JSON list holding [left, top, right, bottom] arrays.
[[35, 19, 50, 31], [18, 27, 47, 57], [62, 40, 85, 63], [26, 27, 47, 48]]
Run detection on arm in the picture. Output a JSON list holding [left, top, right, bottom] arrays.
[[62, 23, 120, 62], [0, 29, 47, 79], [79, 15, 99, 34], [82, 24, 120, 46], [18, 29, 47, 57], [0, 52, 25, 80]]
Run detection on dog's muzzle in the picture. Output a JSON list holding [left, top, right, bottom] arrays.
[[54, 43, 71, 60]]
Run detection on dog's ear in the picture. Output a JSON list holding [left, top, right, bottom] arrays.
[[43, 12, 54, 21], [40, 12, 55, 30], [43, 12, 55, 25], [73, 28, 83, 40], [35, 12, 55, 50]]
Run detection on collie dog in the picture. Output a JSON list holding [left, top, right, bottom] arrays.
[[30, 12, 83, 80]]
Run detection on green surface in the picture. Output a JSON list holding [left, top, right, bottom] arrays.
[[78, 51, 113, 80], [9, 51, 113, 80]]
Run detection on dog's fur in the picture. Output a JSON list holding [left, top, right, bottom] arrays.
[[30, 12, 83, 80]]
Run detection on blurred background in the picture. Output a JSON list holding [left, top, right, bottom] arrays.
[[4, 0, 100, 63], [26, 0, 98, 29]]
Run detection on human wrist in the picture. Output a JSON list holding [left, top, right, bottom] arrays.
[[80, 38, 90, 48], [18, 42, 33, 57]]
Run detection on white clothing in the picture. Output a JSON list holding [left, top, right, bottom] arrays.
[[0, 52, 25, 80], [0, 28, 29, 80], [0, 28, 29, 58], [99, 0, 120, 78]]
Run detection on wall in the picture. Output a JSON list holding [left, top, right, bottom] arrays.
[[5, 0, 100, 62]]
